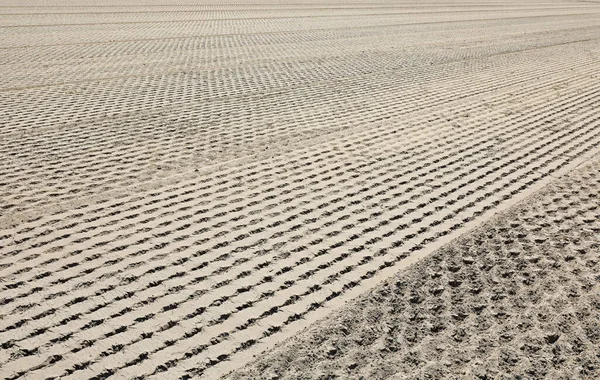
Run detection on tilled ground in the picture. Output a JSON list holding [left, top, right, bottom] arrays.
[[1, 1, 600, 379], [229, 156, 600, 380]]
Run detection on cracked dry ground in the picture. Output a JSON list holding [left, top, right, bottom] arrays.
[[1, 1, 600, 379]]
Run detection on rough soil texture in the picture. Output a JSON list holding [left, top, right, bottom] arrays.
[[1, 0, 600, 379], [229, 158, 600, 380]]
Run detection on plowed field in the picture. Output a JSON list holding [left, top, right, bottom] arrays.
[[1, 1, 599, 379]]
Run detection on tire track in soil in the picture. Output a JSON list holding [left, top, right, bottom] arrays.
[[1, 1, 600, 379], [1, 38, 599, 223], [227, 155, 600, 380], [3, 55, 600, 380]]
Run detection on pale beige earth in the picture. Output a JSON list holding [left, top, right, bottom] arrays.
[[230, 157, 600, 380], [0, 1, 599, 379]]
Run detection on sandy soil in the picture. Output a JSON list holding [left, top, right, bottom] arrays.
[[229, 157, 600, 379], [1, 1, 599, 379]]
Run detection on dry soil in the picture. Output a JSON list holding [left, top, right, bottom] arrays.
[[1, 1, 599, 379]]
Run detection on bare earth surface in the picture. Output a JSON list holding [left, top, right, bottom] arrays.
[[230, 157, 600, 380], [1, 1, 599, 379]]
